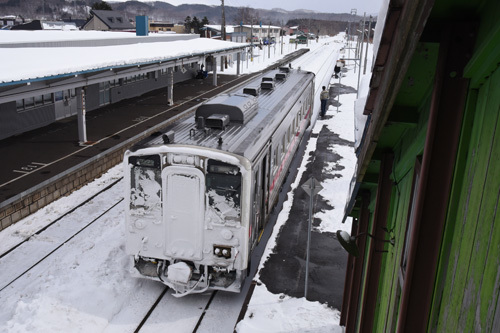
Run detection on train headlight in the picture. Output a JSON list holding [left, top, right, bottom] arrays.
[[221, 229, 233, 240], [168, 153, 198, 166], [213, 245, 232, 259], [134, 220, 146, 229]]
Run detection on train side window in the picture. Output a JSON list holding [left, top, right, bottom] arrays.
[[55, 91, 63, 101], [272, 146, 279, 173], [16, 99, 24, 111], [35, 95, 43, 106], [24, 97, 34, 108], [44, 93, 53, 104]]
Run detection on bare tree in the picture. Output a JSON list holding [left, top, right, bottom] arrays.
[[233, 6, 258, 25]]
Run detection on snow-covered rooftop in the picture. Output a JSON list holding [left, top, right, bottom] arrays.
[[203, 24, 235, 33], [0, 31, 249, 85]]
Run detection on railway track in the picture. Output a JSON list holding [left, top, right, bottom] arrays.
[[0, 178, 124, 293]]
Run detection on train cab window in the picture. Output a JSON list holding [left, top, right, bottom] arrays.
[[128, 155, 162, 214], [206, 160, 242, 220]]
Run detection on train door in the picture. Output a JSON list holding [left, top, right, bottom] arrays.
[[251, 166, 262, 248], [162, 166, 204, 261], [251, 154, 269, 248], [260, 155, 269, 226]]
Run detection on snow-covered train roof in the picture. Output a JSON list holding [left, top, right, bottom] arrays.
[[135, 68, 315, 162]]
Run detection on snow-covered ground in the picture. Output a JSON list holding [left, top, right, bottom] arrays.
[[0, 32, 374, 332]]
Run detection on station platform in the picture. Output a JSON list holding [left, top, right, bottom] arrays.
[[0, 73, 257, 230]]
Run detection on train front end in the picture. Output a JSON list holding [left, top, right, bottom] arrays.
[[124, 147, 251, 296]]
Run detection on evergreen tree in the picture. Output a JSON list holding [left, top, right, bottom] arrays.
[[184, 16, 192, 33], [91, 1, 112, 11], [192, 16, 200, 34], [201, 16, 209, 27]]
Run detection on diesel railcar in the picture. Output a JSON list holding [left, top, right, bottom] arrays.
[[124, 67, 315, 296]]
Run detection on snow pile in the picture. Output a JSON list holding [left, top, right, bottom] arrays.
[[236, 286, 343, 333]]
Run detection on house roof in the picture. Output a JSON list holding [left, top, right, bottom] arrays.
[[90, 10, 135, 30], [203, 25, 235, 34]]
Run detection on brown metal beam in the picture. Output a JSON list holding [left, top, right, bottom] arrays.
[[340, 218, 357, 326], [397, 21, 477, 332], [345, 190, 371, 333], [360, 152, 394, 332]]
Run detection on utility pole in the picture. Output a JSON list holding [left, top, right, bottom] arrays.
[[251, 19, 254, 61], [363, 16, 373, 75], [348, 9, 357, 60], [357, 13, 366, 98], [280, 20, 284, 55], [221, 0, 226, 41], [268, 22, 271, 59]]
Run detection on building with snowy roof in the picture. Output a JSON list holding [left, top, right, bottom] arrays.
[[82, 10, 135, 32], [201, 24, 281, 43], [0, 15, 24, 28], [10, 20, 78, 31]]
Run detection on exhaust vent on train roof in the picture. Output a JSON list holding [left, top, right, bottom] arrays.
[[205, 114, 230, 130], [162, 130, 175, 144], [243, 86, 261, 96], [261, 76, 275, 90], [275, 72, 287, 81], [261, 81, 275, 90], [195, 93, 258, 128]]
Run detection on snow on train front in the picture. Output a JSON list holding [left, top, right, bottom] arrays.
[[124, 147, 251, 297]]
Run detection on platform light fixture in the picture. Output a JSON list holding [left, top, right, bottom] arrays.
[[336, 230, 395, 257]]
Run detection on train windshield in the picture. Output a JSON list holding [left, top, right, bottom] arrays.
[[128, 155, 162, 215], [206, 160, 241, 220]]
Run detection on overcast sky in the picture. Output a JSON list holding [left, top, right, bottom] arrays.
[[109, 0, 383, 15]]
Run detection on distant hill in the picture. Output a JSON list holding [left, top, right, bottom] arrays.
[[0, 0, 369, 35]]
